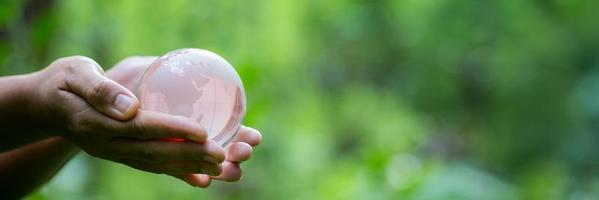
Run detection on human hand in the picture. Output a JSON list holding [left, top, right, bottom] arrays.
[[27, 56, 225, 177], [177, 126, 262, 187], [107, 56, 262, 187]]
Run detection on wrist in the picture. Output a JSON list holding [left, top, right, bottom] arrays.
[[0, 72, 56, 150], [47, 136, 81, 156], [21, 71, 59, 136], [0, 73, 35, 121]]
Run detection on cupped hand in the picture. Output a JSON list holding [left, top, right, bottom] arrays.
[[107, 56, 263, 187], [176, 126, 262, 187], [28, 56, 225, 176]]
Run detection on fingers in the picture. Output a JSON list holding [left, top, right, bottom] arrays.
[[174, 174, 212, 188], [167, 126, 261, 187], [232, 126, 262, 146], [225, 142, 253, 162], [213, 142, 251, 182], [108, 139, 225, 164], [212, 161, 242, 182], [223, 125, 259, 162], [120, 159, 221, 176], [58, 56, 140, 120], [176, 161, 242, 187], [206, 126, 259, 183], [68, 105, 208, 141], [99, 110, 208, 142]]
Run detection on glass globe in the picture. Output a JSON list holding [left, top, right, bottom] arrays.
[[136, 48, 246, 146]]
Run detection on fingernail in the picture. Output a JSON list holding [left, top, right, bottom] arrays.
[[114, 94, 134, 114]]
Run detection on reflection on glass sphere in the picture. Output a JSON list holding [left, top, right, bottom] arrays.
[[136, 48, 246, 146]]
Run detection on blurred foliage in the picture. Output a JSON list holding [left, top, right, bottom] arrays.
[[1, 0, 599, 199]]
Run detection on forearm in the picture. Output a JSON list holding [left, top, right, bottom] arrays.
[[0, 73, 51, 150], [0, 137, 79, 199]]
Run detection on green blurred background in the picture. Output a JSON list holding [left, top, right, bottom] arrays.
[[2, 0, 599, 199]]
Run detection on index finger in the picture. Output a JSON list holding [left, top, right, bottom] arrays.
[[106, 110, 207, 142]]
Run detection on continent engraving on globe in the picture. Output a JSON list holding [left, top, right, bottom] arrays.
[[136, 48, 246, 146]]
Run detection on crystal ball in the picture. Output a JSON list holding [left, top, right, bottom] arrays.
[[136, 48, 246, 146]]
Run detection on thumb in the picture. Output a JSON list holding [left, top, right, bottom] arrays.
[[62, 56, 140, 120]]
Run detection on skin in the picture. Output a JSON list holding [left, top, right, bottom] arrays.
[[0, 137, 78, 199], [0, 56, 262, 198]]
